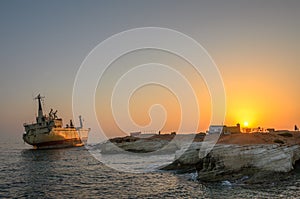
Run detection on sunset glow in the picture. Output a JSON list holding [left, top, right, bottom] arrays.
[[1, 1, 300, 198], [0, 1, 299, 139]]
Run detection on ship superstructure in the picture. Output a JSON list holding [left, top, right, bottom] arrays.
[[23, 94, 89, 149]]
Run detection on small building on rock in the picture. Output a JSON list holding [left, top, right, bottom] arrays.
[[208, 124, 241, 135]]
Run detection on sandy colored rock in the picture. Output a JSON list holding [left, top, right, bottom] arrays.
[[169, 142, 300, 182]]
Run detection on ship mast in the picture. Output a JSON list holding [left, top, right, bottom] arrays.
[[35, 94, 45, 123]]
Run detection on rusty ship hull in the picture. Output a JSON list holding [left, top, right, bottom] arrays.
[[23, 128, 89, 149]]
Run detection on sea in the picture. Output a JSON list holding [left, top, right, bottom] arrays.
[[1, 139, 300, 198]]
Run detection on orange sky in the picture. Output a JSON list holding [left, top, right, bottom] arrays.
[[0, 1, 299, 139], [94, 48, 299, 138]]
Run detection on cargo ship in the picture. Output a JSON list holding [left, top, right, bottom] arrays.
[[23, 94, 90, 149]]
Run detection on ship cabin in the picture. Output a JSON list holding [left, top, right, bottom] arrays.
[[23, 94, 63, 133]]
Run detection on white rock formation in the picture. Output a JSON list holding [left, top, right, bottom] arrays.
[[173, 143, 300, 176]]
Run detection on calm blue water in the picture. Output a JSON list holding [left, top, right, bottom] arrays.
[[1, 140, 300, 198]]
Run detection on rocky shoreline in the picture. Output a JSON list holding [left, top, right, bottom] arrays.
[[162, 142, 300, 184], [99, 132, 300, 184], [99, 134, 205, 154]]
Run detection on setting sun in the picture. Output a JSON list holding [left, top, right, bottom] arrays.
[[244, 121, 249, 127]]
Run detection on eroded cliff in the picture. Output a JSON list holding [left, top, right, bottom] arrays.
[[164, 142, 300, 183]]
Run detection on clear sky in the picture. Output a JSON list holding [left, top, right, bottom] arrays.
[[0, 0, 299, 140]]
